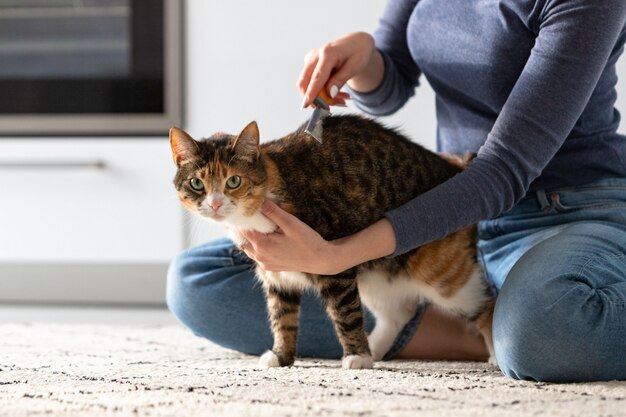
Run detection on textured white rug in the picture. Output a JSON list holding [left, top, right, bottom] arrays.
[[0, 324, 624, 417]]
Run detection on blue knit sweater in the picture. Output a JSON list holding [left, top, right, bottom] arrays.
[[351, 0, 626, 256]]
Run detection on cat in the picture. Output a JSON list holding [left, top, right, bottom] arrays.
[[170, 115, 495, 369]]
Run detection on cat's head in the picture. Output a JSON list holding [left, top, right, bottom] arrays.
[[169, 122, 268, 223]]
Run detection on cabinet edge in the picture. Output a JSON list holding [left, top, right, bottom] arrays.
[[0, 263, 168, 305]]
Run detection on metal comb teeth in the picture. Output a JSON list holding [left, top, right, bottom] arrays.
[[304, 97, 331, 144]]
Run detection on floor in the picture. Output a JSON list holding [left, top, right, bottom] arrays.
[[1, 322, 624, 417]]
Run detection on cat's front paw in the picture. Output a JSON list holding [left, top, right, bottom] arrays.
[[259, 350, 281, 368], [341, 354, 373, 370]]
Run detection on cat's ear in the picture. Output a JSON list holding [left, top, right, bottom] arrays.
[[170, 127, 199, 167], [232, 121, 260, 162]]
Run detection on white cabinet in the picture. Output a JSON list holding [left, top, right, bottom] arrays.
[[0, 138, 185, 304]]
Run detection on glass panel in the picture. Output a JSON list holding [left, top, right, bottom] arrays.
[[0, 0, 131, 79], [0, 0, 165, 116]]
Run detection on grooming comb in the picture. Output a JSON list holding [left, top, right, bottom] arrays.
[[304, 89, 335, 144]]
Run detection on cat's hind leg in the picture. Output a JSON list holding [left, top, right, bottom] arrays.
[[366, 304, 417, 362], [358, 269, 419, 361], [260, 279, 302, 368], [317, 275, 373, 369]]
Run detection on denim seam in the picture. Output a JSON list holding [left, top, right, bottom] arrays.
[[544, 183, 626, 193], [576, 253, 601, 281], [575, 253, 626, 309], [553, 202, 626, 212], [575, 250, 626, 292], [383, 302, 428, 360], [579, 252, 626, 276]]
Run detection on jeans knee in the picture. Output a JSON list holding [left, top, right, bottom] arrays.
[[165, 243, 269, 354], [166, 239, 245, 321], [493, 312, 546, 381], [491, 221, 626, 382], [491, 256, 579, 381], [165, 250, 191, 321], [165, 245, 225, 326], [492, 296, 532, 378], [493, 269, 610, 382]]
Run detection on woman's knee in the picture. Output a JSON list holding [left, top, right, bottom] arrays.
[[492, 282, 552, 381], [165, 249, 197, 319], [165, 239, 263, 350], [167, 238, 249, 304], [492, 242, 625, 382]]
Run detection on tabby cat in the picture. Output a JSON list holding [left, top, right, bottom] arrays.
[[170, 115, 495, 369]]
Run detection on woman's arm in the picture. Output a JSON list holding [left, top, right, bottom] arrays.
[[348, 0, 421, 116], [385, 0, 626, 256], [240, 200, 395, 275]]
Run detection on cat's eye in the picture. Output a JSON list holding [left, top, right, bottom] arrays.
[[189, 177, 205, 191], [226, 175, 241, 189]]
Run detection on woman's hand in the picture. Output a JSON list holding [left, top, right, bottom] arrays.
[[239, 200, 397, 275], [239, 200, 346, 275], [298, 31, 385, 109]]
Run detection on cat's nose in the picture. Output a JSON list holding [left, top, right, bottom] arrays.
[[210, 200, 222, 212]]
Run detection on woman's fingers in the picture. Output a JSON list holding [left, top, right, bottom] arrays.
[[297, 49, 318, 97], [239, 229, 282, 271], [302, 45, 342, 108], [239, 231, 268, 264], [324, 57, 359, 99], [298, 32, 376, 108], [259, 200, 299, 233]]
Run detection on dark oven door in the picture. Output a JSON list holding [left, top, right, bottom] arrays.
[[0, 0, 181, 135]]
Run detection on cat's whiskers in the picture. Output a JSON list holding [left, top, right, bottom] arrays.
[[181, 211, 206, 248]]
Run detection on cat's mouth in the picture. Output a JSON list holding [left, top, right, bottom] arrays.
[[208, 213, 226, 221], [198, 209, 226, 221]]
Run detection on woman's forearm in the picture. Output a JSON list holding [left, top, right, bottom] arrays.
[[330, 218, 397, 273]]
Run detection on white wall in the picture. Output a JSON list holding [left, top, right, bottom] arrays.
[[183, 0, 626, 246], [184, 1, 436, 145]]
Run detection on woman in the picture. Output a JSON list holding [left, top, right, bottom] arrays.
[[167, 0, 626, 382]]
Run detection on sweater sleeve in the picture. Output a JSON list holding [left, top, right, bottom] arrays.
[[383, 0, 626, 256], [347, 0, 421, 116]]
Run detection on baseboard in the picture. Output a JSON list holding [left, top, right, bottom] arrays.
[[0, 263, 168, 305]]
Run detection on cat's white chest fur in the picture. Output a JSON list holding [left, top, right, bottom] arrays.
[[261, 270, 311, 291], [225, 209, 277, 247]]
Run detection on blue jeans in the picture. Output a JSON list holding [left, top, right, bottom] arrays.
[[167, 178, 626, 382]]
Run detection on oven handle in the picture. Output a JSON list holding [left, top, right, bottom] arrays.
[[0, 159, 107, 170]]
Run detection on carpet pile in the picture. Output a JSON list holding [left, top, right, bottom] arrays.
[[0, 324, 624, 416]]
